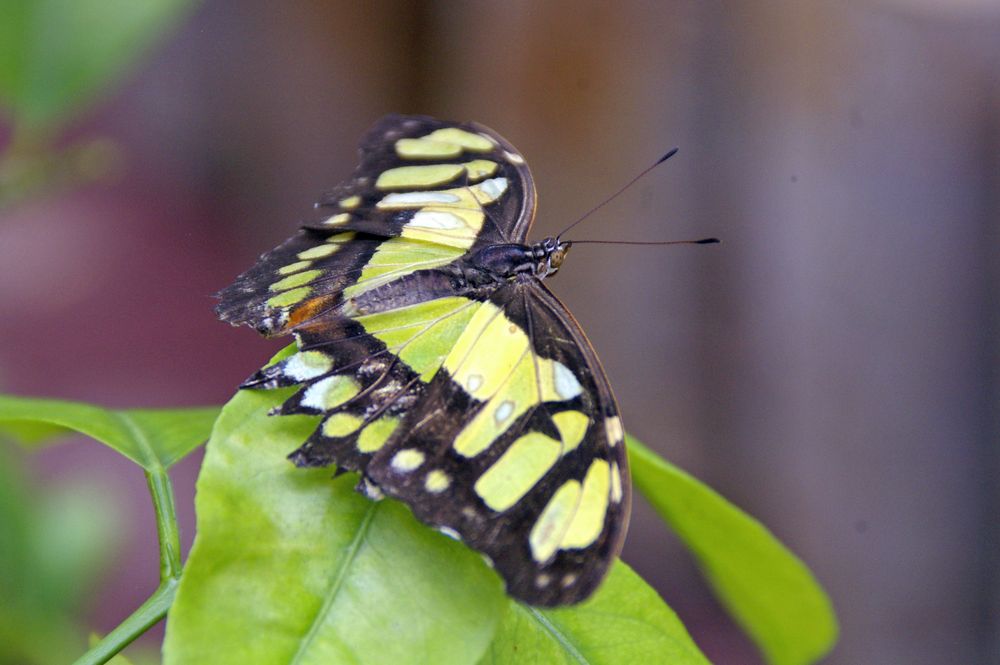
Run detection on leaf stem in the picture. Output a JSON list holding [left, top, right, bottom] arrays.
[[70, 578, 178, 665], [72, 467, 184, 664], [147, 467, 183, 580]]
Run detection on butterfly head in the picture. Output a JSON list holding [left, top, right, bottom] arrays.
[[536, 236, 572, 278]]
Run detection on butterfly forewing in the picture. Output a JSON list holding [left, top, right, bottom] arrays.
[[216, 114, 629, 606]]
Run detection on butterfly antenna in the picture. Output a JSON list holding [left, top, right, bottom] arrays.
[[556, 148, 679, 239], [568, 237, 720, 246]]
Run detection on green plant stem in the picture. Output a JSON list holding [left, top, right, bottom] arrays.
[[148, 467, 183, 580], [72, 467, 183, 665], [71, 578, 178, 665]]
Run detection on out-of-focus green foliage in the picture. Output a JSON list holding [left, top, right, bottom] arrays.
[[628, 435, 839, 665], [0, 395, 218, 665], [0, 0, 196, 132], [0, 395, 219, 470], [0, 447, 119, 665], [0, 0, 197, 207]]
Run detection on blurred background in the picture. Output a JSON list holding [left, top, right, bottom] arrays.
[[1, 1, 997, 663]]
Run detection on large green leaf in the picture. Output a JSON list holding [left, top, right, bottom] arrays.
[[627, 435, 838, 665], [0, 0, 195, 130], [0, 394, 219, 469], [163, 385, 508, 665], [480, 562, 709, 665]]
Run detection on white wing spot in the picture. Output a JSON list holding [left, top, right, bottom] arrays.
[[610, 462, 623, 503], [466, 373, 484, 393], [391, 449, 425, 472], [505, 150, 525, 165], [380, 191, 461, 206], [604, 416, 624, 446], [408, 210, 464, 229], [477, 177, 507, 200], [437, 526, 461, 541], [553, 362, 583, 400], [494, 399, 515, 424], [561, 573, 578, 588], [535, 574, 551, 588]]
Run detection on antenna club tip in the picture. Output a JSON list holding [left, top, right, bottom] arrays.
[[697, 237, 721, 244], [657, 147, 680, 164]]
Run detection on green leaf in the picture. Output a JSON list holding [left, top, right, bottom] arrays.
[[0, 394, 219, 469], [480, 562, 710, 665], [164, 385, 507, 665], [627, 435, 838, 665], [0, 0, 195, 131]]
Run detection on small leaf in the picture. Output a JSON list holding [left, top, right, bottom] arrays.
[[0, 0, 195, 131], [480, 562, 710, 664], [0, 394, 218, 469], [164, 384, 507, 665], [627, 435, 838, 665]]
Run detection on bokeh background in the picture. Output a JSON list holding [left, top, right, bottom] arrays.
[[1, 1, 998, 663]]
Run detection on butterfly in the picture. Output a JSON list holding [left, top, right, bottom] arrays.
[[216, 114, 630, 606]]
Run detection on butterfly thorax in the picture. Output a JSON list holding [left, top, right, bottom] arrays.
[[468, 236, 571, 282]]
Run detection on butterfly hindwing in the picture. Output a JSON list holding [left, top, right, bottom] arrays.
[[216, 114, 630, 606], [365, 282, 629, 606]]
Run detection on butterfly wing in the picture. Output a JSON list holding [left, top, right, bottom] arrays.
[[216, 114, 536, 337], [307, 114, 537, 246], [363, 281, 630, 606]]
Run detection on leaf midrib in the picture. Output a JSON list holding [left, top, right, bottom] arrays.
[[524, 606, 590, 665], [288, 500, 378, 664], [113, 411, 161, 471]]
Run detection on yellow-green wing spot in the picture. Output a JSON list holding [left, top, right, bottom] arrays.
[[357, 415, 400, 453], [376, 164, 465, 190], [323, 413, 365, 437], [395, 138, 464, 160], [301, 375, 361, 411], [277, 260, 313, 276], [343, 238, 463, 299], [297, 244, 339, 260], [321, 213, 352, 226], [559, 459, 611, 549], [442, 302, 584, 458], [552, 411, 589, 455], [474, 432, 561, 512], [269, 269, 323, 292], [339, 195, 361, 209], [393, 127, 495, 162], [528, 459, 612, 563], [422, 127, 495, 152], [424, 469, 451, 493], [463, 159, 499, 182], [376, 177, 509, 249], [266, 286, 311, 309], [529, 480, 580, 564], [355, 296, 479, 380], [375, 160, 500, 191]]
